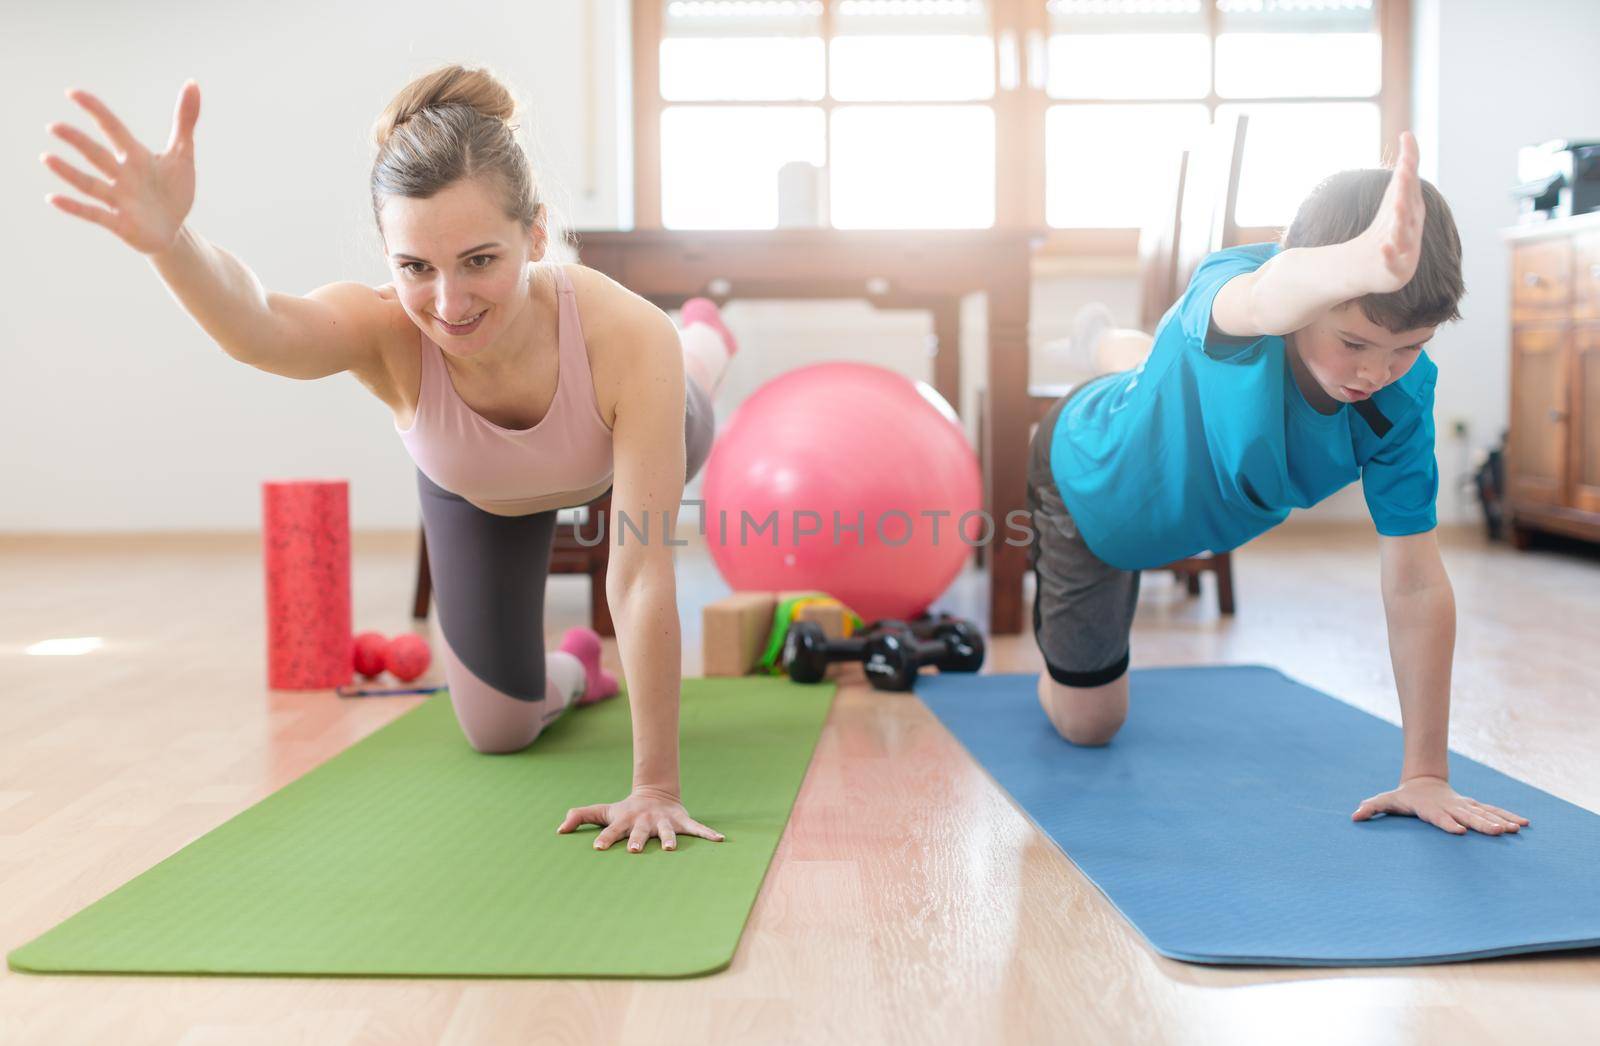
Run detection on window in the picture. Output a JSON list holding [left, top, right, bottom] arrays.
[[1045, 0, 1390, 230], [649, 0, 998, 230], [633, 1, 1409, 241]]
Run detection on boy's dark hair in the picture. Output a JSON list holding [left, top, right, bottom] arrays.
[[1282, 168, 1464, 331]]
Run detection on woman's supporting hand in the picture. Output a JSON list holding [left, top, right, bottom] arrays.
[[558, 786, 725, 854], [42, 81, 201, 255]]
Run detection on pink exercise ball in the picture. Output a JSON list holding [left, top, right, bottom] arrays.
[[702, 362, 982, 622]]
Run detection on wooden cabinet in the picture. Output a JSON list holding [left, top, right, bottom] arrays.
[[1573, 326, 1600, 515], [1504, 213, 1600, 545], [1509, 323, 1570, 508], [1511, 237, 1573, 320]]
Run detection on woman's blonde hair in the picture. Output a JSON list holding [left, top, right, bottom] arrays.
[[369, 64, 568, 259]]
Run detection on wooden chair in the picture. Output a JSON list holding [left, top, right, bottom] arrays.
[[1174, 112, 1250, 295], [1137, 145, 1190, 334], [411, 497, 616, 635], [1155, 113, 1248, 614]]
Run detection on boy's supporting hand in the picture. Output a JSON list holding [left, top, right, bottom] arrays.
[[1351, 129, 1426, 297], [1352, 774, 1530, 836]]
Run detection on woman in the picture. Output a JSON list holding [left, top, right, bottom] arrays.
[[41, 64, 737, 855]]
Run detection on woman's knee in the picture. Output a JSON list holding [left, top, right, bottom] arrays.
[[457, 689, 547, 754], [1037, 671, 1128, 746], [434, 629, 550, 754], [467, 723, 543, 755]]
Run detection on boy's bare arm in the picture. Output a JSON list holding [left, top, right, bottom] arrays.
[[1208, 241, 1368, 338], [1211, 131, 1426, 338], [1379, 529, 1454, 782], [1348, 531, 1530, 836]]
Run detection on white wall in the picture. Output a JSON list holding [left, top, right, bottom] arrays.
[[0, 0, 1122, 533], [1411, 0, 1600, 525], [1, 0, 629, 532]]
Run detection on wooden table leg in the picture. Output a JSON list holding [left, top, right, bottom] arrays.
[[411, 524, 431, 620], [1215, 551, 1236, 616], [583, 498, 615, 637], [985, 278, 1031, 635], [591, 565, 615, 636], [931, 298, 961, 415]]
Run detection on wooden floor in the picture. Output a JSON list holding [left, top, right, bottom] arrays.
[[2, 523, 1597, 1045]]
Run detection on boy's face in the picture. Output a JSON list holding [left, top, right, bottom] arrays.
[[1290, 303, 1435, 404]]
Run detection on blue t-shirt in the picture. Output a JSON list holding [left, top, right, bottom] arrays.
[[1049, 242, 1439, 571]]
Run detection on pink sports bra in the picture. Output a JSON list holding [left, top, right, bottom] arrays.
[[395, 266, 614, 516]]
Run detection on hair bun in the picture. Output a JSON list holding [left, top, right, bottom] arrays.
[[372, 64, 516, 150]]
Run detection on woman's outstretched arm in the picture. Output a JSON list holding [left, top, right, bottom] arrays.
[[44, 82, 385, 380]]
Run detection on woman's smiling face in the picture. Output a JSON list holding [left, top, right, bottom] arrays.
[[379, 177, 544, 358]]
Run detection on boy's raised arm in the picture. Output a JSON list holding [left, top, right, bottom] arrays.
[[1210, 131, 1426, 339]]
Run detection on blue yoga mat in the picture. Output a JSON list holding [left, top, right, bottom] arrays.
[[917, 666, 1600, 966]]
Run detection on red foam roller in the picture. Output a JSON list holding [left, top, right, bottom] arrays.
[[263, 479, 352, 690]]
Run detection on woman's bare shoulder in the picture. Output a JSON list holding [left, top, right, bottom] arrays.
[[366, 284, 418, 346], [348, 283, 420, 411], [563, 263, 677, 359], [562, 264, 684, 430]]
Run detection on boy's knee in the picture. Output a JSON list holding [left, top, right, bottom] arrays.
[[1052, 709, 1125, 747], [1037, 672, 1128, 747]]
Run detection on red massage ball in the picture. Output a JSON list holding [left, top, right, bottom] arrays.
[[351, 631, 390, 679], [386, 633, 432, 682]]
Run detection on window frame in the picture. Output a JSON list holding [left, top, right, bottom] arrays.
[[630, 0, 1412, 257]]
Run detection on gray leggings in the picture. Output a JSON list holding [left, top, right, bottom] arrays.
[[418, 374, 715, 753]]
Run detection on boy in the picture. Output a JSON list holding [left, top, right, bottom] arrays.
[[1027, 132, 1529, 837]]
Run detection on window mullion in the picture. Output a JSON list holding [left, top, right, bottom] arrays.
[[996, 0, 1041, 227], [822, 0, 835, 225], [1205, 0, 1219, 115]]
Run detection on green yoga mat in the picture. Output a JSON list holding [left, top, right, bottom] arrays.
[[8, 677, 833, 979]]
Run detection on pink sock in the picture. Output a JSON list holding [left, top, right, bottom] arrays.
[[680, 298, 738, 358], [558, 626, 619, 705]]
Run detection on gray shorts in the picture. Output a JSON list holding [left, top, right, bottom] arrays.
[[1026, 387, 1141, 688]]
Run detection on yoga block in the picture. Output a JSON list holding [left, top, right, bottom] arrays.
[[702, 592, 777, 677], [792, 601, 846, 640]]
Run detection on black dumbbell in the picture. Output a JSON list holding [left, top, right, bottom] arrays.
[[783, 618, 911, 684], [893, 613, 985, 663], [783, 614, 982, 684], [861, 618, 986, 692]]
